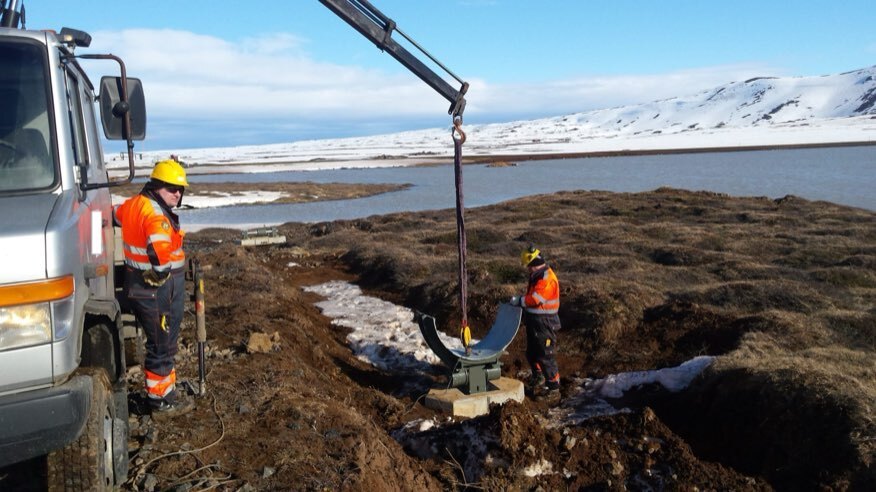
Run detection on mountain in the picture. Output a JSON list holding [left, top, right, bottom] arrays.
[[118, 66, 876, 169], [453, 65, 876, 157], [510, 65, 876, 140]]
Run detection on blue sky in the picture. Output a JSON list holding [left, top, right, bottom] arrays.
[[22, 0, 876, 150]]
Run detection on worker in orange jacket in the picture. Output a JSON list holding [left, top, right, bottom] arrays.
[[113, 159, 192, 418], [511, 245, 561, 400]]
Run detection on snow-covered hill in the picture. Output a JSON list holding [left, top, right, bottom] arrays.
[[574, 67, 876, 133], [113, 66, 876, 172]]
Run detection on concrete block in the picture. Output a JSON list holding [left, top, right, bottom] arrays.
[[424, 377, 524, 418], [240, 235, 287, 247]]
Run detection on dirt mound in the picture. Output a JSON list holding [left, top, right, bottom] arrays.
[[120, 243, 442, 491]]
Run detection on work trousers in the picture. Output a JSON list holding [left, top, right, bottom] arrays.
[[524, 312, 560, 383], [125, 266, 185, 383]]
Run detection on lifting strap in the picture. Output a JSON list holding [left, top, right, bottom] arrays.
[[452, 117, 470, 352]]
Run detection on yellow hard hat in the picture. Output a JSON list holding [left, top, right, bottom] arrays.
[[150, 159, 189, 187], [520, 245, 541, 266]]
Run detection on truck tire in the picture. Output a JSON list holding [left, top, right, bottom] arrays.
[[46, 369, 119, 491]]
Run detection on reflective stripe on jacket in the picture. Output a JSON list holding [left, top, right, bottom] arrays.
[[523, 265, 560, 315], [114, 194, 185, 272]]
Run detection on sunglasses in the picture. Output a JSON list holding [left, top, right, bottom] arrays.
[[165, 185, 184, 195]]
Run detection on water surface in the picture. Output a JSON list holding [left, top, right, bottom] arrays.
[[180, 146, 875, 226]]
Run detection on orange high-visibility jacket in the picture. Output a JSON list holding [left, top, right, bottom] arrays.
[[523, 266, 560, 315], [114, 194, 185, 272]]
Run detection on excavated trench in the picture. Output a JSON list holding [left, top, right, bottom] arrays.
[[652, 368, 869, 490], [604, 304, 873, 490]]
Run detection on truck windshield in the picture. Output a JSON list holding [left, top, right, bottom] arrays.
[[0, 40, 56, 192]]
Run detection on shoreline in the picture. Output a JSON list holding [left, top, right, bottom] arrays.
[[462, 139, 876, 164], [109, 140, 876, 177]]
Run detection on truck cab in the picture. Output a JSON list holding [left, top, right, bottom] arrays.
[[0, 9, 145, 488]]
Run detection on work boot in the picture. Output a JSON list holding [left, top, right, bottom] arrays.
[[536, 381, 561, 404], [526, 372, 546, 398], [526, 372, 546, 392], [149, 392, 194, 421]]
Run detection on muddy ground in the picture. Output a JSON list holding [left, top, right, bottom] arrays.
[[3, 186, 874, 491]]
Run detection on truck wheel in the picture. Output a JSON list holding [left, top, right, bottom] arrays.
[[46, 369, 119, 491]]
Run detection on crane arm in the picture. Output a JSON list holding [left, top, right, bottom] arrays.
[[321, 0, 477, 357], [318, 0, 468, 119]]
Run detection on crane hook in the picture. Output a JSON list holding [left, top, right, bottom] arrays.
[[452, 116, 466, 145]]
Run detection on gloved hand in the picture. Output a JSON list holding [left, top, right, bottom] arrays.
[[510, 296, 520, 306], [143, 269, 169, 287]]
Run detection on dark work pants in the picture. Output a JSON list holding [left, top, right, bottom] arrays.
[[125, 267, 185, 378], [524, 312, 560, 382]]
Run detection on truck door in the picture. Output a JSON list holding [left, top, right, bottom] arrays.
[[63, 66, 112, 299]]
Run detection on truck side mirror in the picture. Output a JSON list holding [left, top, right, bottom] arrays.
[[99, 76, 146, 141]]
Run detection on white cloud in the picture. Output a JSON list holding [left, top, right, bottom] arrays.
[[468, 64, 782, 117], [240, 32, 308, 55], [87, 28, 442, 121], [83, 28, 785, 145]]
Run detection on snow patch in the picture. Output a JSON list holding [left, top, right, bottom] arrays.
[[551, 356, 715, 426], [588, 355, 715, 398], [303, 280, 465, 372], [113, 190, 286, 209], [183, 191, 286, 208]]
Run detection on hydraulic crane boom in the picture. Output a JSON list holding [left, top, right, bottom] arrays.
[[318, 0, 468, 119]]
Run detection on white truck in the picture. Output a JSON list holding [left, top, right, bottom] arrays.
[[0, 0, 145, 488]]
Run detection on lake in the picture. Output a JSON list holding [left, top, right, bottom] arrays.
[[180, 145, 875, 227]]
